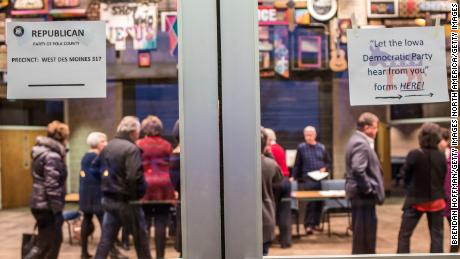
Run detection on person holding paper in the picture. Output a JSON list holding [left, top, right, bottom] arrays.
[[345, 112, 385, 254], [292, 126, 331, 235]]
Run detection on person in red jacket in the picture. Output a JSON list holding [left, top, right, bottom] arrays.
[[264, 128, 292, 248], [136, 115, 175, 259]]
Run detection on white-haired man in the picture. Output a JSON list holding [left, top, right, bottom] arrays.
[[95, 116, 151, 259], [292, 126, 331, 235]]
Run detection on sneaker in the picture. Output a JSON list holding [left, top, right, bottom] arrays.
[[305, 227, 314, 235], [313, 226, 323, 232], [109, 247, 128, 259]]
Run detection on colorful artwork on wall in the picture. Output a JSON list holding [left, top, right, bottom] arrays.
[[273, 26, 289, 78], [166, 14, 178, 57], [100, 2, 158, 51], [367, 0, 398, 18], [291, 27, 327, 70]]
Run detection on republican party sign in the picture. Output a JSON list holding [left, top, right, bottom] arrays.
[[7, 21, 106, 99], [347, 26, 449, 106]]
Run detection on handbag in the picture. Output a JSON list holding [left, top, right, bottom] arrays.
[[53, 0, 79, 8], [14, 0, 44, 10], [21, 225, 37, 258]]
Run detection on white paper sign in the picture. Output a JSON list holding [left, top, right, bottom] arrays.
[[7, 21, 106, 99], [347, 26, 449, 106]]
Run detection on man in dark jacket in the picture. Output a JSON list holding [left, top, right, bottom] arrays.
[[25, 120, 69, 259], [95, 116, 151, 259], [345, 112, 385, 254]]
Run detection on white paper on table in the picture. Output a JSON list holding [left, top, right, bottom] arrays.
[[319, 190, 346, 197], [307, 170, 329, 181]]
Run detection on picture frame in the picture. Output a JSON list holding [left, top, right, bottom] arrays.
[[297, 36, 322, 69], [367, 0, 399, 18]]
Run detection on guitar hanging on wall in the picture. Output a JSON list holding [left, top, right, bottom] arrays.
[[329, 19, 347, 72]]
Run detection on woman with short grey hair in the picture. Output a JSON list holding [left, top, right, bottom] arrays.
[[79, 131, 109, 258]]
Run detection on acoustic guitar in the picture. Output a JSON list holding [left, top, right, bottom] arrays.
[[329, 19, 347, 72]]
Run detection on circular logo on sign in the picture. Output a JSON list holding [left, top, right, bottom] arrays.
[[307, 0, 337, 22], [13, 26, 25, 37]]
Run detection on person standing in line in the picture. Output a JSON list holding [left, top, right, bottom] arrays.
[[397, 123, 447, 253], [169, 120, 182, 256], [261, 129, 284, 256], [136, 115, 175, 259], [79, 132, 127, 259], [95, 116, 151, 259], [292, 126, 331, 234], [25, 121, 69, 259], [440, 128, 458, 253], [345, 112, 385, 254], [264, 128, 292, 248]]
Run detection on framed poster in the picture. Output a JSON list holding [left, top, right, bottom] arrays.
[[367, 0, 399, 18], [297, 36, 322, 68], [291, 26, 328, 70]]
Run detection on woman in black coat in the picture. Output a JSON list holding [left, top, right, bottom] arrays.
[[79, 132, 107, 259], [25, 120, 69, 259], [397, 123, 447, 253]]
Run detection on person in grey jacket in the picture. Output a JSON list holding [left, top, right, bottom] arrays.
[[261, 129, 284, 256], [25, 120, 69, 259], [345, 112, 385, 254]]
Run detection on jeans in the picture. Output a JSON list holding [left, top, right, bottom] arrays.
[[95, 202, 151, 259], [25, 209, 63, 259], [143, 204, 171, 259], [274, 177, 292, 247], [397, 207, 443, 253]]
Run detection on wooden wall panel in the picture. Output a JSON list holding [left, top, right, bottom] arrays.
[[0, 129, 46, 209]]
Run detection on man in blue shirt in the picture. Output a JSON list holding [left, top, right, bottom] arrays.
[[293, 126, 331, 234]]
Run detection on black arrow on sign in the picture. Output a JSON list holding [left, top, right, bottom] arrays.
[[404, 93, 434, 98], [375, 94, 402, 100]]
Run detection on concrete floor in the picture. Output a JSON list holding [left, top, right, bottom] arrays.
[[0, 197, 456, 258]]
